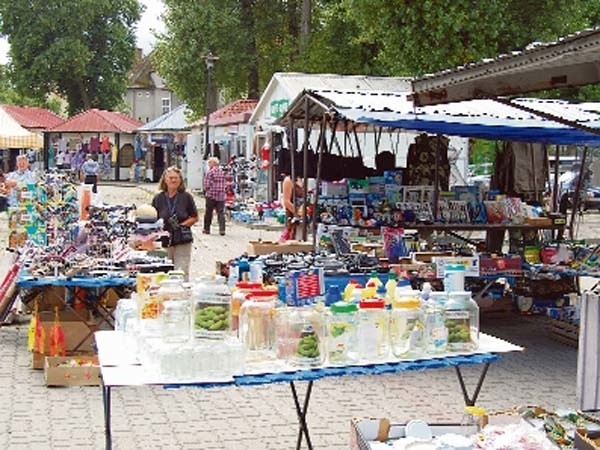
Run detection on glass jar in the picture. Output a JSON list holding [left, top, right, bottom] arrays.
[[158, 272, 187, 303], [327, 301, 358, 365], [115, 297, 138, 332], [424, 292, 448, 354], [445, 291, 479, 351], [357, 298, 389, 361], [239, 290, 277, 360], [161, 298, 192, 343], [390, 290, 425, 358], [192, 275, 231, 339], [230, 281, 263, 336], [286, 306, 326, 367], [444, 263, 466, 293]]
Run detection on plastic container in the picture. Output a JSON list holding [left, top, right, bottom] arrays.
[[327, 301, 358, 365], [390, 290, 425, 358], [445, 291, 479, 351], [385, 272, 397, 306], [230, 281, 263, 335], [424, 292, 448, 354], [363, 271, 382, 298], [239, 290, 278, 360], [444, 263, 466, 293], [357, 298, 389, 361], [285, 306, 326, 367], [192, 275, 231, 339], [325, 285, 343, 306], [114, 298, 138, 333]]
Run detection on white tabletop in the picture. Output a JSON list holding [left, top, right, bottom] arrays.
[[95, 330, 522, 387]]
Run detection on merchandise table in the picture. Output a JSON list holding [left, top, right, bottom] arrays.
[[17, 275, 135, 350], [95, 331, 522, 450]]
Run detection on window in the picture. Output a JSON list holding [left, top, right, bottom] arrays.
[[162, 97, 171, 114]]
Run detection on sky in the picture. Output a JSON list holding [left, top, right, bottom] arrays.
[[0, 0, 166, 64]]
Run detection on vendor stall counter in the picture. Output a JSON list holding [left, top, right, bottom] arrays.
[[95, 331, 522, 450]]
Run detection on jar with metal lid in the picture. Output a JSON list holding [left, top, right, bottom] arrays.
[[115, 297, 138, 333], [239, 290, 277, 360], [327, 301, 358, 365], [390, 290, 425, 358], [285, 306, 326, 367], [445, 291, 479, 351], [357, 298, 389, 361], [192, 275, 231, 339]]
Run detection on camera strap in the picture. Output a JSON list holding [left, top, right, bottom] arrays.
[[165, 192, 178, 217]]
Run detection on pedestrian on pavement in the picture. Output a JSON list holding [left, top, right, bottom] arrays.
[[80, 154, 100, 193], [152, 166, 198, 280], [203, 156, 227, 235], [5, 154, 36, 207], [281, 173, 304, 241]]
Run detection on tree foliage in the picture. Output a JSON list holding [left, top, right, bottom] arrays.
[[0, 0, 142, 114], [155, 0, 600, 117]]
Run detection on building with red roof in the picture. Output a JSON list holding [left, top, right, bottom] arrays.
[[2, 105, 64, 131], [48, 109, 143, 181]]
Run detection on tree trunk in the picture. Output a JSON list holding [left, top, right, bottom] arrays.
[[300, 0, 311, 53], [241, 0, 259, 98]]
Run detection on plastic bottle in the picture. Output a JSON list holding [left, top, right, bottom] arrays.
[[384, 272, 397, 306], [424, 292, 448, 354], [363, 271, 382, 298], [327, 301, 358, 365], [444, 263, 466, 293], [421, 282, 432, 302], [357, 298, 389, 361], [390, 290, 425, 358], [343, 279, 360, 301]]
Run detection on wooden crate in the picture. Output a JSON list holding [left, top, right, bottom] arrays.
[[547, 318, 579, 347]]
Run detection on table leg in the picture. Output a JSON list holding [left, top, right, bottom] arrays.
[[455, 362, 490, 406], [102, 381, 112, 450], [290, 380, 314, 450]]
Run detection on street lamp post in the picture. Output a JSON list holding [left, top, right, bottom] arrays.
[[204, 51, 219, 158]]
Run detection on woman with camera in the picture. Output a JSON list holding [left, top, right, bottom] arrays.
[[152, 166, 198, 280]]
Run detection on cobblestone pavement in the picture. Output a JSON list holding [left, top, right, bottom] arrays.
[[0, 182, 588, 449]]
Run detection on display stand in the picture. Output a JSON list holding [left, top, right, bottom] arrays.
[[95, 331, 522, 450]]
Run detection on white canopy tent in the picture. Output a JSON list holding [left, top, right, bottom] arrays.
[[0, 107, 43, 149]]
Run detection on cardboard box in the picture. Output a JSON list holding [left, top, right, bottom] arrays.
[[575, 428, 600, 450], [32, 350, 94, 370], [411, 251, 453, 263], [247, 240, 314, 255], [44, 355, 100, 386], [29, 310, 96, 369], [350, 418, 477, 450]]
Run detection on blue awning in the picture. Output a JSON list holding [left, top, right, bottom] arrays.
[[284, 89, 600, 146]]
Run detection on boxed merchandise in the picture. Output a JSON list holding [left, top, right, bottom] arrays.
[[247, 240, 314, 255], [575, 428, 600, 450], [434, 256, 480, 278], [44, 355, 100, 386], [30, 310, 96, 369], [350, 417, 478, 450]]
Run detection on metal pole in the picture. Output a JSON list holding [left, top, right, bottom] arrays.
[[302, 96, 309, 241], [204, 66, 212, 159], [569, 146, 588, 239], [312, 115, 327, 249], [553, 145, 560, 212]]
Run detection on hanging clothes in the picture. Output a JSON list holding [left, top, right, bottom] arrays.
[[101, 136, 110, 152], [406, 134, 450, 190], [89, 137, 100, 152], [111, 145, 118, 164]]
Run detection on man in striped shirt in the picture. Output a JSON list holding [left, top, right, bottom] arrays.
[[203, 157, 227, 235]]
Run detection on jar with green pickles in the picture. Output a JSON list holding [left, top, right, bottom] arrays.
[[192, 275, 231, 339], [286, 306, 326, 367]]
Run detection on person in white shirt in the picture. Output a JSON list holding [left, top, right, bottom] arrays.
[[5, 154, 36, 207], [80, 154, 100, 193], [56, 150, 66, 169]]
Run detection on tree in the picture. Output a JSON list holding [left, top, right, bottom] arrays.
[[0, 0, 142, 114]]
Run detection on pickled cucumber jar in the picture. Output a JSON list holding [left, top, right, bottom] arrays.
[[445, 291, 479, 352], [287, 306, 326, 367], [327, 301, 358, 365], [239, 290, 277, 360], [357, 298, 389, 361], [230, 281, 263, 336], [192, 275, 231, 339], [390, 290, 425, 358]]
